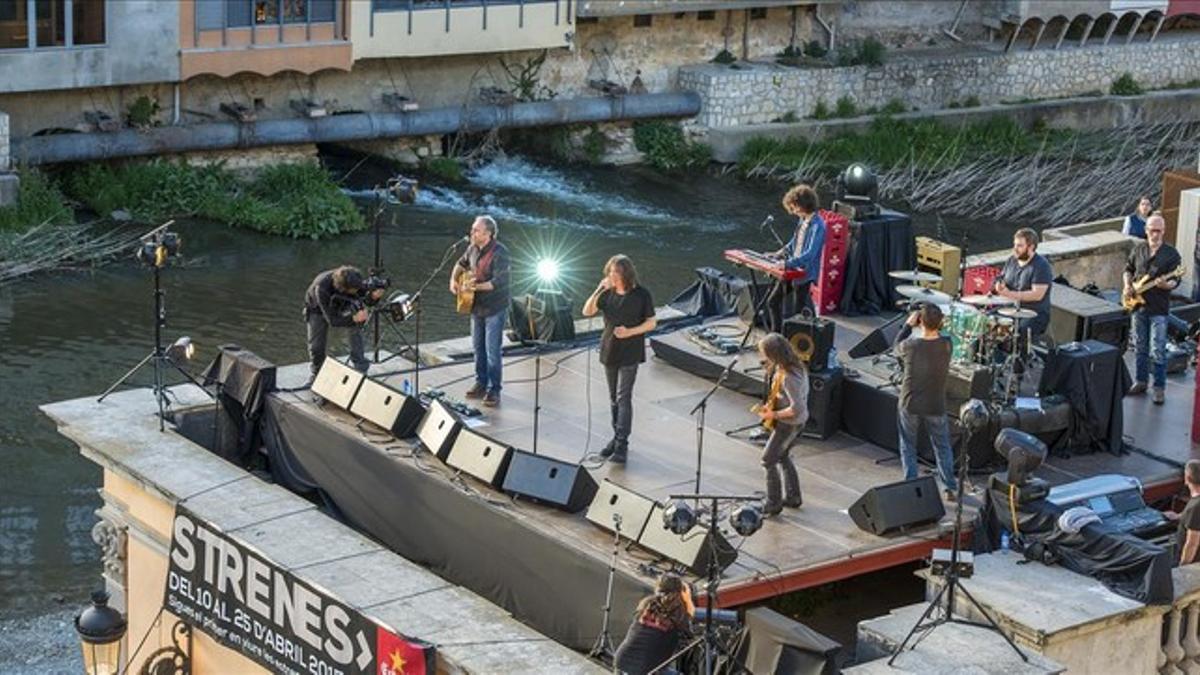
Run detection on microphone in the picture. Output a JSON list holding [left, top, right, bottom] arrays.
[[759, 215, 774, 230]]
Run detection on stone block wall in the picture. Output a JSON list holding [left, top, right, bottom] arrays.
[[681, 38, 1200, 128], [0, 111, 9, 171]]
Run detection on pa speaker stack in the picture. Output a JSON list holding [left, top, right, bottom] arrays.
[[848, 476, 945, 536]]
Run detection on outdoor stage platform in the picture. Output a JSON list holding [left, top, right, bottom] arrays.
[[262, 311, 1197, 650]]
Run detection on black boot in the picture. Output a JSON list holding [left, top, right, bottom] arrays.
[[609, 441, 628, 464], [763, 466, 783, 515], [599, 439, 617, 458]]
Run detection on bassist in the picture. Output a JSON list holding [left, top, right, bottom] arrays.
[[450, 215, 511, 407], [1123, 213, 1180, 405]]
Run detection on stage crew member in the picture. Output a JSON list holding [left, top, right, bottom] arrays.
[[1169, 460, 1200, 565], [769, 184, 826, 330], [1124, 213, 1181, 405], [583, 254, 656, 464], [993, 227, 1054, 338], [753, 333, 808, 515], [894, 304, 959, 501], [303, 265, 381, 380], [450, 215, 511, 407], [613, 574, 694, 675]]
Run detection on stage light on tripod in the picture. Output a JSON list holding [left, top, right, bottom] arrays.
[[729, 503, 763, 537], [536, 258, 561, 284], [166, 336, 194, 364], [663, 500, 697, 535]]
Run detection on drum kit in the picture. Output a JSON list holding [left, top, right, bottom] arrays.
[[890, 270, 1039, 401]]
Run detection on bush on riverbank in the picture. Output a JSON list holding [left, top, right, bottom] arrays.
[[63, 161, 364, 239], [0, 169, 74, 232], [738, 115, 1061, 177], [633, 121, 711, 171]]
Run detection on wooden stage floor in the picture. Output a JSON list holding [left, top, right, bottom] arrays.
[[299, 315, 1197, 607]]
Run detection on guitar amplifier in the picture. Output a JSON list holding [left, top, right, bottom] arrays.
[[784, 315, 835, 372], [1049, 283, 1129, 349], [804, 366, 843, 440]]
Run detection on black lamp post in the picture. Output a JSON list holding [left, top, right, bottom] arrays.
[[75, 590, 127, 675]]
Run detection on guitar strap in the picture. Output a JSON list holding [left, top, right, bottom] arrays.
[[474, 245, 496, 282]]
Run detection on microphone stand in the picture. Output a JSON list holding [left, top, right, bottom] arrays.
[[690, 357, 738, 492], [760, 214, 785, 249]]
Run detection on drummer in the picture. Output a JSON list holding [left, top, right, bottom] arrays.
[[992, 228, 1054, 337]]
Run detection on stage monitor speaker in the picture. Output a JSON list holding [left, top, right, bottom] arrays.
[[847, 313, 906, 359], [350, 378, 426, 439], [848, 476, 945, 536], [586, 479, 656, 542], [803, 366, 843, 440], [736, 607, 840, 675], [784, 315, 836, 372], [502, 450, 599, 513], [415, 399, 462, 460], [445, 428, 513, 488], [638, 504, 739, 574], [311, 358, 365, 410]]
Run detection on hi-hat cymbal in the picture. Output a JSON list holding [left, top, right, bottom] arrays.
[[889, 270, 943, 283], [960, 294, 1017, 307], [997, 307, 1038, 320], [895, 285, 952, 305]]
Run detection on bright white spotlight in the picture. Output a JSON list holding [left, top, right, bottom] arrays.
[[536, 258, 560, 284]]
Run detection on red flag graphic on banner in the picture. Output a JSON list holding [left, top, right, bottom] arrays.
[[377, 627, 434, 675]]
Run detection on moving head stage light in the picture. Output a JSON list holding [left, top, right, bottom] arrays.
[[988, 428, 1049, 503]]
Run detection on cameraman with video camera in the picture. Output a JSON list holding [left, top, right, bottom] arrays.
[[613, 574, 694, 675], [303, 265, 385, 380]]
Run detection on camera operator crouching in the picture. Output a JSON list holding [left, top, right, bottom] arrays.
[[613, 574, 694, 675], [303, 265, 386, 381]]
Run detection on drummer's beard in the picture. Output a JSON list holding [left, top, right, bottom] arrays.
[[1016, 249, 1032, 262]]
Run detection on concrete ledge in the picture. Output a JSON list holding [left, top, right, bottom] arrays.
[[0, 173, 18, 208]]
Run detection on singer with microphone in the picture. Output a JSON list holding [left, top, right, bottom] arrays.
[[768, 184, 825, 330], [450, 215, 510, 407]]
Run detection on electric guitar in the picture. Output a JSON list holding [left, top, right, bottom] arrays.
[[1122, 265, 1184, 312], [751, 368, 784, 431], [454, 267, 475, 315]]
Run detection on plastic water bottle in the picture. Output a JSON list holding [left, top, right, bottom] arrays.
[[401, 379, 411, 396], [1000, 530, 1011, 552]]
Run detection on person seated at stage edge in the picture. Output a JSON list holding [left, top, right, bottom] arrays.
[[753, 333, 809, 515], [1167, 459, 1200, 565], [766, 184, 826, 331], [303, 265, 383, 381], [893, 303, 959, 502], [992, 227, 1054, 338], [613, 574, 694, 675], [1124, 213, 1181, 405]]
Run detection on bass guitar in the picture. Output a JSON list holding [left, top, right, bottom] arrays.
[[454, 267, 475, 315], [1122, 265, 1184, 312]]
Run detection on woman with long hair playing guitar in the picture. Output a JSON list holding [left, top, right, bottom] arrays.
[[752, 333, 809, 516]]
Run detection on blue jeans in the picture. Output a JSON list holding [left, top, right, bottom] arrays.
[[1132, 311, 1169, 389], [897, 409, 958, 491], [472, 309, 507, 393]]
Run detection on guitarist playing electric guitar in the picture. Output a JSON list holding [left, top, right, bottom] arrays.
[[449, 215, 511, 407], [752, 333, 809, 516], [1122, 213, 1181, 405]]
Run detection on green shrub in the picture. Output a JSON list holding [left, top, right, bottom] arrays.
[[777, 111, 799, 124], [879, 99, 907, 116], [962, 95, 981, 108], [0, 169, 74, 232], [777, 45, 802, 58], [423, 157, 464, 182], [581, 126, 608, 163], [856, 38, 886, 66], [803, 39, 827, 58], [632, 121, 710, 171], [126, 95, 160, 128], [712, 49, 736, 65], [834, 95, 858, 118], [811, 99, 831, 120], [1110, 73, 1143, 96]]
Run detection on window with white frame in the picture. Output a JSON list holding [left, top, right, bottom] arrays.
[[0, 0, 105, 50]]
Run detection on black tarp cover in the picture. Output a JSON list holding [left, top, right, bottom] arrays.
[[839, 209, 914, 316], [261, 394, 650, 650], [200, 344, 277, 464], [668, 266, 749, 317], [980, 487, 1173, 605], [1038, 340, 1131, 456]]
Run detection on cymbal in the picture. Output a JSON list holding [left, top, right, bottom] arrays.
[[895, 285, 952, 305], [889, 270, 943, 283], [997, 307, 1038, 320], [960, 294, 1017, 307]]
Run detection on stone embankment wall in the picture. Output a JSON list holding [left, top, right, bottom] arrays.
[[681, 37, 1200, 128]]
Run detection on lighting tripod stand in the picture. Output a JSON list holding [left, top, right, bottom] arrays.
[[887, 399, 1028, 666], [97, 221, 207, 432]]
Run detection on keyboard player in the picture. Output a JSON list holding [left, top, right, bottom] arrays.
[[767, 184, 826, 330]]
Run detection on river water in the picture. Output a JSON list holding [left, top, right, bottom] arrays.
[[0, 155, 1016, 620]]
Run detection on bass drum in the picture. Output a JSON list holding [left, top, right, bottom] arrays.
[[947, 303, 989, 363]]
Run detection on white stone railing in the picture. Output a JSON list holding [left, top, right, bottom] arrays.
[[1160, 566, 1200, 674]]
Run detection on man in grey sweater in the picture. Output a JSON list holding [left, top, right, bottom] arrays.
[[894, 303, 959, 500]]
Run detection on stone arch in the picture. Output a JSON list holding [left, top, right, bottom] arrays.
[[1045, 14, 1071, 49], [1065, 13, 1095, 46], [1087, 11, 1120, 45]]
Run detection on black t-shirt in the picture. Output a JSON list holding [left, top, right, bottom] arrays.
[[613, 621, 684, 675], [1177, 496, 1200, 564], [598, 286, 655, 367], [894, 326, 952, 415], [1000, 253, 1054, 329], [1126, 241, 1182, 316]]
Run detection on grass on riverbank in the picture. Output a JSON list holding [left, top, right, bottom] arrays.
[[737, 115, 1069, 177], [0, 169, 74, 232], [63, 161, 365, 239]]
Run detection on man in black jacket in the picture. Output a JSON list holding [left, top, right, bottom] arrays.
[[303, 265, 380, 379]]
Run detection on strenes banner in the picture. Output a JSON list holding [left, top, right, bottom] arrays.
[[164, 506, 434, 675]]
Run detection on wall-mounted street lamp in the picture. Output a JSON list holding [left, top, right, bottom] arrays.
[[75, 590, 127, 675]]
